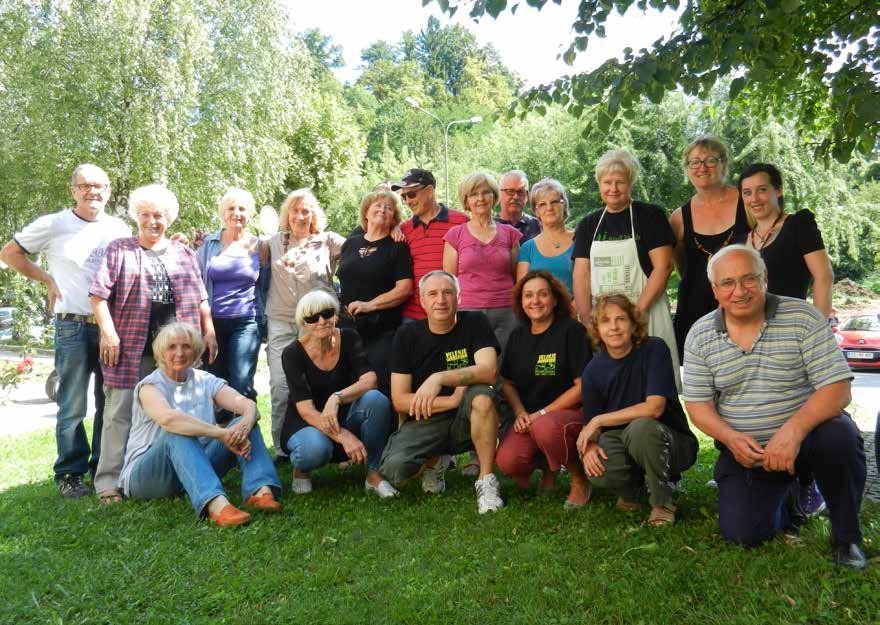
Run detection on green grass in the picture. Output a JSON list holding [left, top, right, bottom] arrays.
[[1, 399, 878, 625]]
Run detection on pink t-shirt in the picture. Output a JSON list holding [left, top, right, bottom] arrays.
[[444, 222, 521, 309]]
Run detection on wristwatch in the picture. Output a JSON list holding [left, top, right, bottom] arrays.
[[333, 391, 344, 403]]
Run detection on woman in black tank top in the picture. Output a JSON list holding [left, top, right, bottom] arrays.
[[671, 137, 749, 359]]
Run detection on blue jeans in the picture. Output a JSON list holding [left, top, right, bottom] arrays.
[[288, 390, 393, 473], [206, 316, 260, 416], [126, 420, 281, 516], [53, 320, 104, 477]]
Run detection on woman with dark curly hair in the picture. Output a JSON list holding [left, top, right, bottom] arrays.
[[495, 270, 592, 508], [577, 293, 698, 526]]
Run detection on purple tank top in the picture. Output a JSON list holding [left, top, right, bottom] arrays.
[[207, 249, 260, 318]]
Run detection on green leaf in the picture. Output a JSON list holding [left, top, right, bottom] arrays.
[[563, 48, 576, 66], [728, 76, 746, 100], [485, 0, 508, 19], [781, 0, 800, 13]]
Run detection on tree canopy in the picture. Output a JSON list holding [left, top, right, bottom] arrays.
[[428, 0, 879, 162]]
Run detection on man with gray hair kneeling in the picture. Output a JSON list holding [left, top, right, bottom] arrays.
[[683, 244, 867, 569], [379, 270, 505, 513]]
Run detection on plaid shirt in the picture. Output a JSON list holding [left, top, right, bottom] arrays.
[[90, 237, 207, 388]]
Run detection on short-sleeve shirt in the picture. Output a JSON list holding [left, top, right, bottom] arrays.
[[517, 239, 574, 294], [444, 223, 521, 309], [572, 201, 675, 277], [280, 328, 371, 452], [760, 210, 825, 301], [582, 337, 694, 435], [495, 213, 541, 242], [400, 205, 469, 319], [682, 294, 853, 444], [391, 311, 500, 397], [265, 230, 345, 323], [13, 209, 130, 315], [120, 368, 227, 494], [89, 237, 207, 389], [337, 234, 413, 338], [501, 316, 591, 413]]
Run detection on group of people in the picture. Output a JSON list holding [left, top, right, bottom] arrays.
[[0, 134, 868, 570]]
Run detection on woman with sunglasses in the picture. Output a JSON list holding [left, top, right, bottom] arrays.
[[280, 289, 398, 497], [265, 189, 345, 461], [669, 136, 748, 360]]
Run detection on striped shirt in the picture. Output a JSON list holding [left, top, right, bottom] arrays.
[[682, 294, 852, 444], [400, 204, 468, 319]]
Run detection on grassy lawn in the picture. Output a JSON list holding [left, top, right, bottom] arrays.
[[1, 397, 878, 625]]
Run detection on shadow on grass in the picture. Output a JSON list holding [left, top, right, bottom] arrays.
[[0, 436, 878, 624]]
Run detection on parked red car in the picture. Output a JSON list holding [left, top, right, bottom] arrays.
[[836, 313, 880, 370]]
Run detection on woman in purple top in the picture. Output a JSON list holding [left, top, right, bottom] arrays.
[[196, 188, 269, 420], [443, 171, 522, 349]]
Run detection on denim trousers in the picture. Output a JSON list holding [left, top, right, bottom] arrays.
[[126, 420, 281, 516], [53, 320, 105, 478], [206, 315, 260, 421], [288, 390, 394, 473]]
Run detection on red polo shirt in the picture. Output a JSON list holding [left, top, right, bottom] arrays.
[[400, 204, 468, 319]]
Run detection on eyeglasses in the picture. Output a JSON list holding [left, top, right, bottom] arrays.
[[302, 308, 336, 324], [400, 187, 425, 200], [714, 273, 762, 293], [467, 189, 495, 200], [501, 188, 527, 197], [686, 157, 722, 170], [74, 183, 109, 192], [534, 199, 565, 211]]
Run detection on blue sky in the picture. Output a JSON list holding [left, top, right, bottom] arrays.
[[285, 0, 680, 87]]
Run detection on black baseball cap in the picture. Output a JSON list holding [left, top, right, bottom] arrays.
[[390, 168, 436, 191]]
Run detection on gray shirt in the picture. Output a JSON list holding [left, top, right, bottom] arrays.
[[119, 368, 226, 494]]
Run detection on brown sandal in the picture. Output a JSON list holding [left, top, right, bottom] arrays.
[[615, 497, 640, 512], [98, 490, 122, 505], [648, 504, 676, 527]]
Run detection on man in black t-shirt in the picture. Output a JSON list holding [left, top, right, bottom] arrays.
[[379, 270, 505, 514]]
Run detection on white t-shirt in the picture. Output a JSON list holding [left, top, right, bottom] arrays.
[[120, 368, 227, 494], [13, 209, 130, 315]]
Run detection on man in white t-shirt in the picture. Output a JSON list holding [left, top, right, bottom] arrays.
[[1, 164, 130, 498]]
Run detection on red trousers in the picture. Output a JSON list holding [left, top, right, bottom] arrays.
[[496, 409, 583, 488]]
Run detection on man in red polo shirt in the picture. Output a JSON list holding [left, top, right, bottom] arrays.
[[393, 169, 468, 321]]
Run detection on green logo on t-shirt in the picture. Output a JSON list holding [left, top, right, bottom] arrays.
[[535, 353, 557, 376], [445, 348, 469, 370]]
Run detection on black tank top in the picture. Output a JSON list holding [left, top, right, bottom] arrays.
[[673, 197, 748, 359]]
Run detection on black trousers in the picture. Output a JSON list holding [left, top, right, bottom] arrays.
[[714, 413, 866, 547]]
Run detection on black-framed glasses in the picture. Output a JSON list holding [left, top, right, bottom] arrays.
[[303, 308, 337, 324], [74, 183, 109, 192], [686, 157, 722, 170], [501, 188, 527, 197], [400, 187, 425, 200], [714, 273, 761, 293]]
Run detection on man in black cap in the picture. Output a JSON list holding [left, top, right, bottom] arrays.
[[393, 168, 468, 322]]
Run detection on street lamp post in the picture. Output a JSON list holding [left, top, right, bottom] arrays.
[[404, 96, 482, 207]]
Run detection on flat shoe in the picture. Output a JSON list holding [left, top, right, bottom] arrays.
[[648, 504, 676, 527], [98, 491, 123, 506], [243, 492, 283, 512], [365, 479, 399, 499], [208, 504, 251, 527], [291, 477, 313, 495]]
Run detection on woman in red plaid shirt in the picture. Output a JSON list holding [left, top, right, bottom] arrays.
[[90, 184, 217, 504]]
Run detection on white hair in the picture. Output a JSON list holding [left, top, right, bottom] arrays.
[[418, 270, 460, 296], [70, 163, 110, 187], [294, 288, 340, 332], [502, 169, 529, 188], [706, 244, 767, 282], [217, 187, 256, 221], [128, 184, 180, 224]]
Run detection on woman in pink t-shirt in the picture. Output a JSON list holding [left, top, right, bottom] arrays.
[[443, 172, 522, 350]]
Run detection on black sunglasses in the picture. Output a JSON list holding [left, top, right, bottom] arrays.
[[303, 308, 336, 324]]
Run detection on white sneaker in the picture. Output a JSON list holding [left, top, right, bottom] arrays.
[[365, 479, 399, 499], [421, 455, 451, 494], [292, 477, 313, 495], [475, 473, 504, 514]]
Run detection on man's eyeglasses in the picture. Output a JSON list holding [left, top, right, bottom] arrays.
[[501, 188, 527, 197], [714, 273, 761, 293], [74, 183, 109, 192], [400, 187, 425, 200], [686, 157, 722, 170], [302, 308, 336, 324]]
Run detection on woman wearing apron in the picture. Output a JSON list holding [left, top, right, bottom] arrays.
[[572, 149, 680, 390]]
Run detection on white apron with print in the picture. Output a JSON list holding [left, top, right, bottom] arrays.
[[590, 207, 681, 391]]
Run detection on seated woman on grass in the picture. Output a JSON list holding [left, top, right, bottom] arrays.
[[119, 322, 282, 527], [576, 293, 698, 526]]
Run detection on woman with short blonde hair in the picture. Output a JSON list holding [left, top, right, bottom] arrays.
[[265, 189, 345, 460]]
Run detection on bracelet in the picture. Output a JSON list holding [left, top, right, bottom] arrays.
[[539, 408, 547, 416], [333, 391, 344, 403]]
